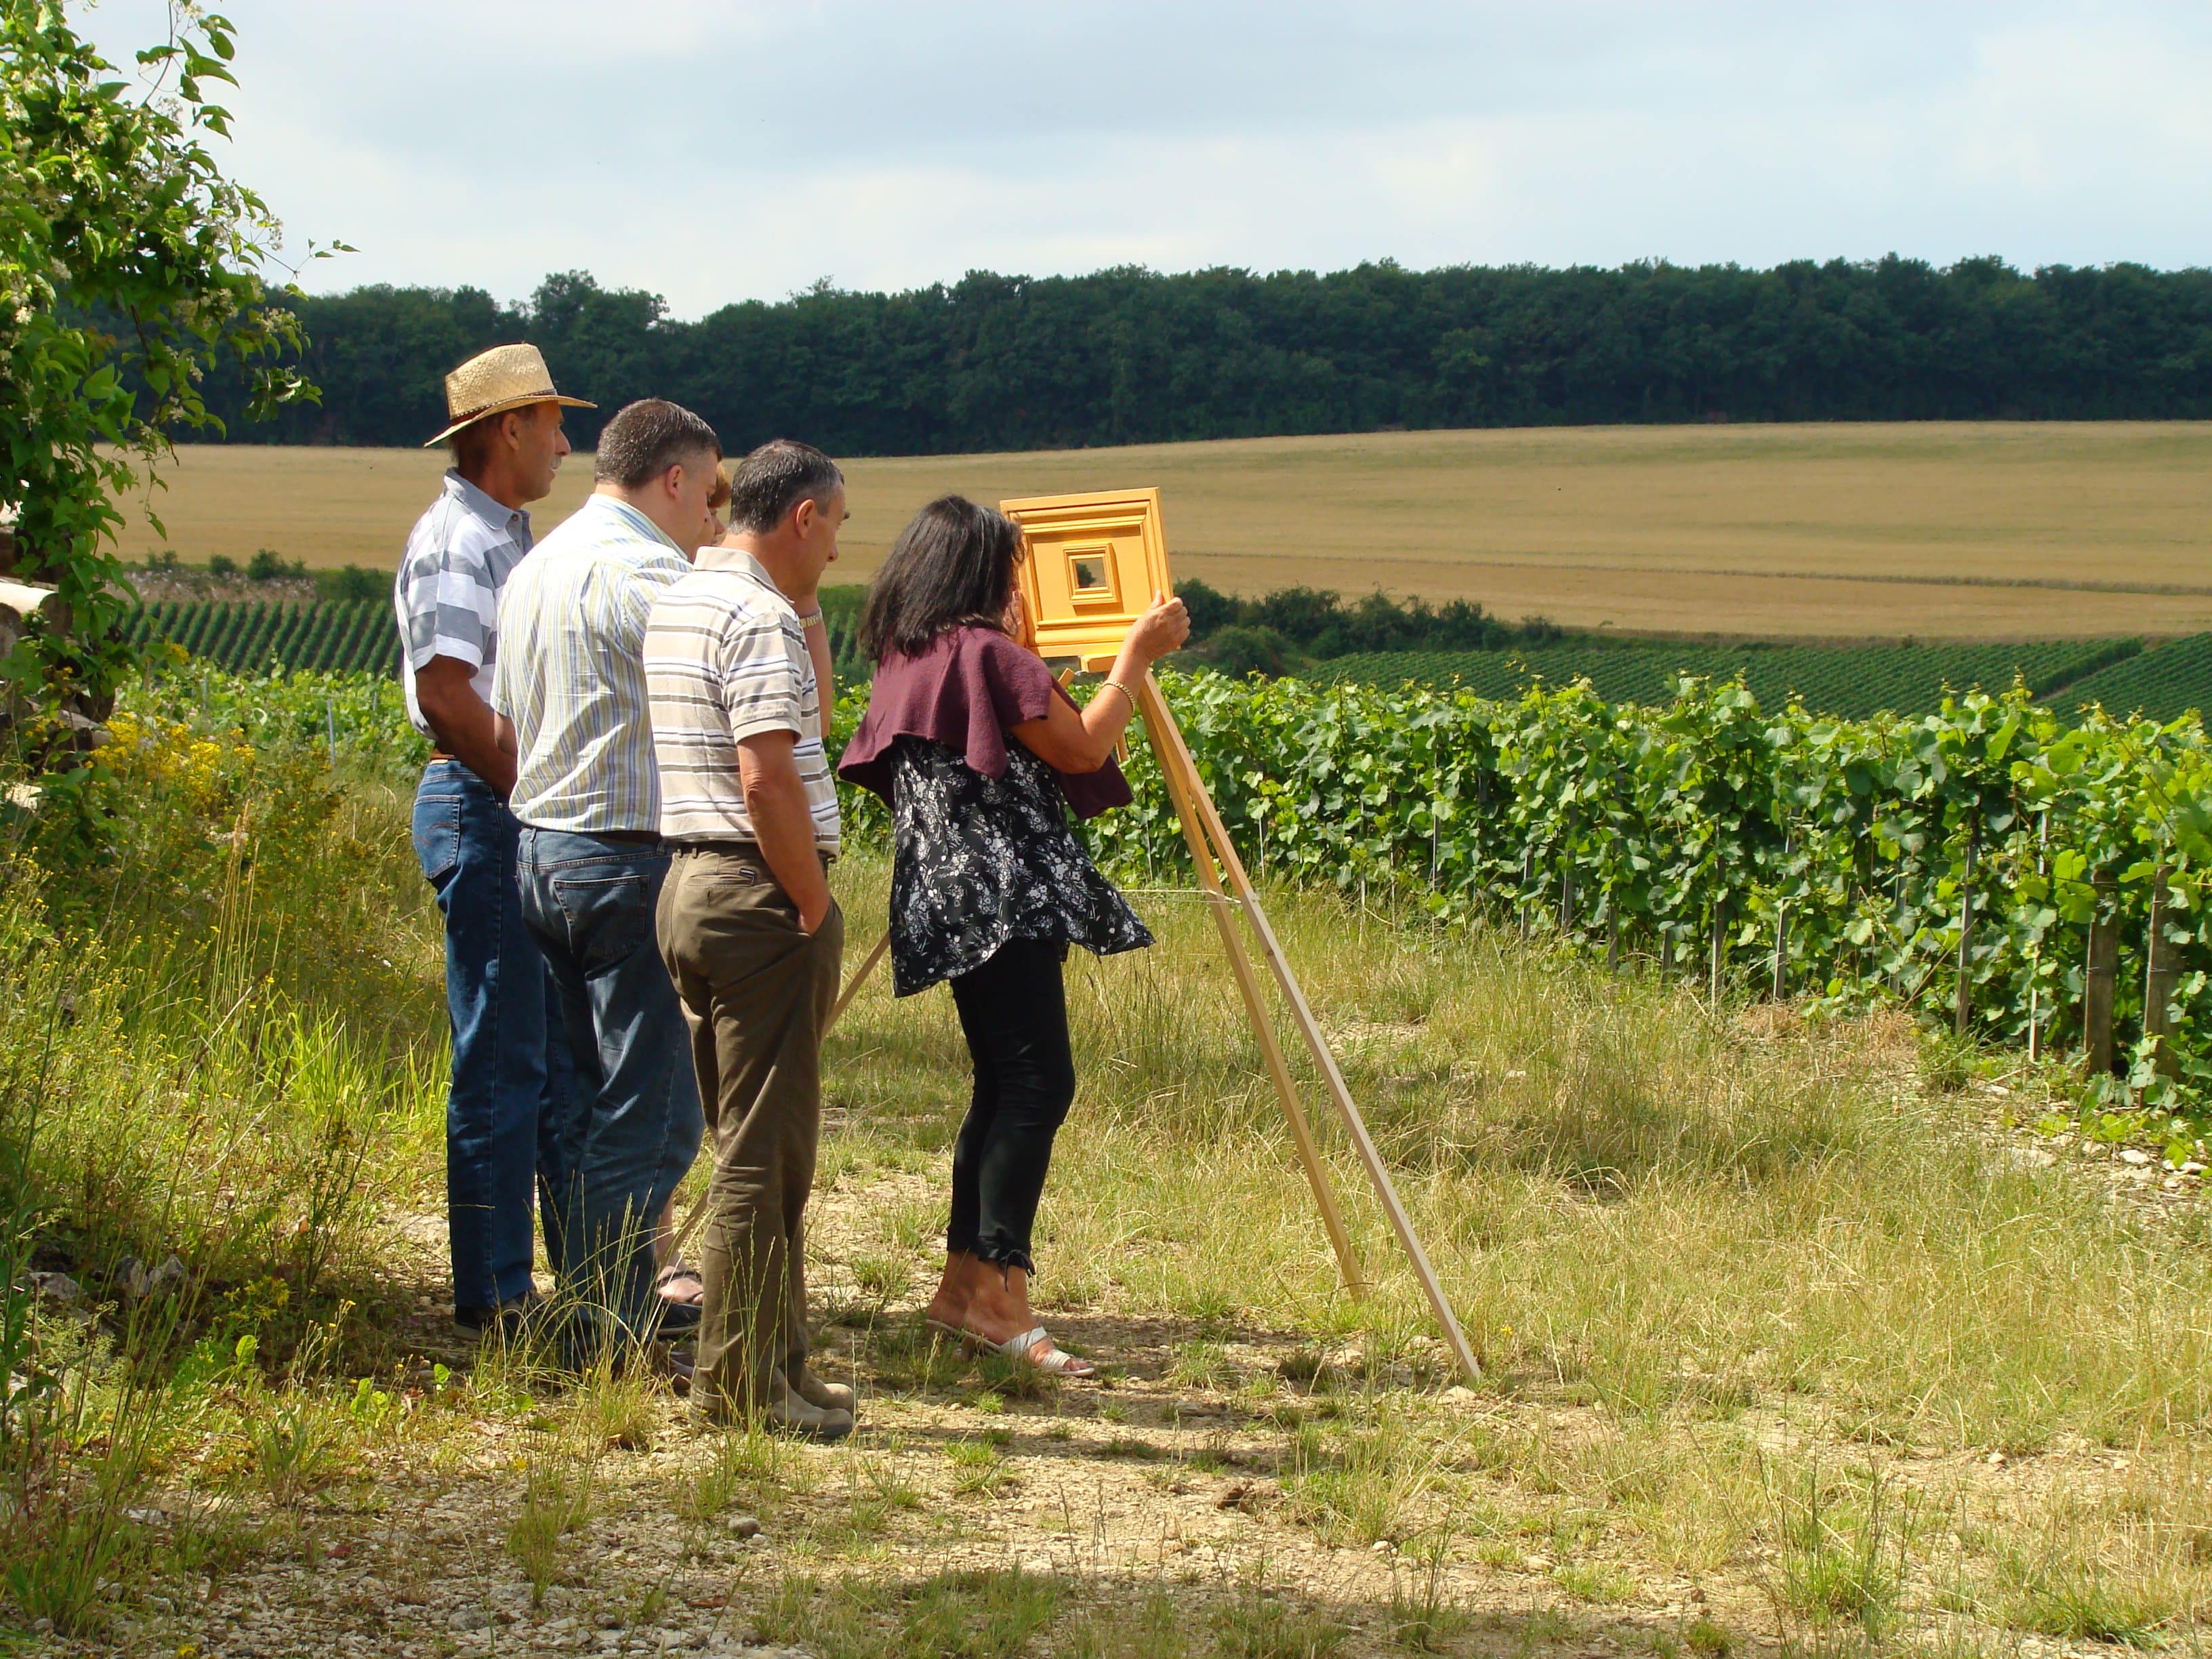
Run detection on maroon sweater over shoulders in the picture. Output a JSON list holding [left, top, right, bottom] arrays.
[[837, 624, 1133, 820]]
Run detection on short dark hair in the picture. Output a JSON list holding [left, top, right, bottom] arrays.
[[726, 438, 844, 534], [594, 399, 720, 489], [858, 495, 1023, 662]]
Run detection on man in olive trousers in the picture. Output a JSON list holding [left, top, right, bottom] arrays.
[[645, 439, 851, 1436]]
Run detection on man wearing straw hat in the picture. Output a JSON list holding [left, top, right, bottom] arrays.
[[394, 344, 591, 1338]]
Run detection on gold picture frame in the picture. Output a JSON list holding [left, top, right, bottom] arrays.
[[1000, 487, 1174, 671]]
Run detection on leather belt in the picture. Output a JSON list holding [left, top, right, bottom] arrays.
[[671, 840, 833, 867], [594, 829, 663, 847]]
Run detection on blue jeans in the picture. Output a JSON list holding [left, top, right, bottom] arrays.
[[516, 829, 704, 1355], [411, 762, 569, 1313]]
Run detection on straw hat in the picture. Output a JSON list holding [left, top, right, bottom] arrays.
[[424, 344, 594, 446]]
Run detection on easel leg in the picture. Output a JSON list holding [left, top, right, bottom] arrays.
[[1135, 676, 1364, 1296], [829, 928, 891, 1029], [670, 925, 890, 1260], [1142, 672, 1483, 1384]]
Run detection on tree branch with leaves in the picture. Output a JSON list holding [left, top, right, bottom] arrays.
[[1, 0, 326, 763]]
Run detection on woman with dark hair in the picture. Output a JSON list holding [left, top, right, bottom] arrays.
[[839, 494, 1188, 1374]]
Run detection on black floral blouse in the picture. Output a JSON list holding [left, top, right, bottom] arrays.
[[885, 735, 1152, 996]]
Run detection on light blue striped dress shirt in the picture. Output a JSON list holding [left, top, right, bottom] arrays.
[[493, 493, 691, 833]]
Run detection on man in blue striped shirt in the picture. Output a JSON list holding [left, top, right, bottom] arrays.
[[393, 343, 590, 1338], [494, 398, 719, 1372]]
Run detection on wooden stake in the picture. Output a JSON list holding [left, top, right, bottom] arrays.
[[1140, 672, 1481, 1384], [1954, 824, 1978, 1037], [2146, 867, 2181, 1080], [1134, 675, 1365, 1296], [2085, 870, 2118, 1078]]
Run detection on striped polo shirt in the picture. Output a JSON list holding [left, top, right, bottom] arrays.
[[392, 470, 531, 739], [493, 493, 692, 834], [643, 547, 840, 853]]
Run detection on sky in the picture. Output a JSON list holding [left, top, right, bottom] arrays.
[[88, 0, 2212, 321]]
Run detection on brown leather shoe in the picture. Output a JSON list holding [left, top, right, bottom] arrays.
[[765, 1371, 853, 1441], [790, 1366, 855, 1415]]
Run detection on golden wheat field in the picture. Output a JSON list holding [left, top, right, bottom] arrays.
[[113, 421, 2212, 639]]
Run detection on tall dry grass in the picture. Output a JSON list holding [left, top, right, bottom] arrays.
[[826, 859, 2212, 1452], [2, 716, 445, 1633]]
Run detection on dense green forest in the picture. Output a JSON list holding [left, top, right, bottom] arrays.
[[188, 257, 2212, 455]]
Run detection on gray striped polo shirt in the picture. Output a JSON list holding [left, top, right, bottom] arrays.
[[643, 548, 840, 853], [392, 470, 532, 738]]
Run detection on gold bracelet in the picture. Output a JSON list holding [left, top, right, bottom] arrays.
[[1101, 678, 1134, 708], [794, 609, 824, 626]]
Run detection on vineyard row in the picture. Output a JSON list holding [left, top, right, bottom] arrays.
[[136, 659, 2212, 1118], [125, 600, 401, 677], [833, 670, 2212, 1118], [1318, 636, 2203, 722]]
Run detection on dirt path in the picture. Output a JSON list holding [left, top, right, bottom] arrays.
[[88, 1122, 2177, 1659]]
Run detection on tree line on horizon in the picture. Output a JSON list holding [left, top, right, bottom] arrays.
[[184, 256, 2212, 455]]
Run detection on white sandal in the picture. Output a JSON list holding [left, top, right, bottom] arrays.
[[962, 1323, 1095, 1377]]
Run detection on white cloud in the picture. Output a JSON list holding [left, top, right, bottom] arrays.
[[78, 0, 2212, 316]]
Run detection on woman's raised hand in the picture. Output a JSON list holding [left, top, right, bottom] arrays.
[[1002, 584, 1038, 651], [1125, 592, 1191, 665]]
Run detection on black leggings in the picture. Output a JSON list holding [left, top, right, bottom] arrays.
[[946, 938, 1077, 1274]]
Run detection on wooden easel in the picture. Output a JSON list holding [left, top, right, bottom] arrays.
[[1128, 671, 1481, 1385], [672, 669, 1482, 1385]]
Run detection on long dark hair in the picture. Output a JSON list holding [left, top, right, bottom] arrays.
[[858, 495, 1024, 663]]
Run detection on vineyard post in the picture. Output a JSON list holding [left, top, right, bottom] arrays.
[[2085, 870, 2119, 1076], [1475, 772, 1488, 914], [2028, 812, 2047, 1063], [1890, 866, 1905, 995], [1709, 900, 1725, 1004], [325, 697, 337, 769], [1519, 845, 1532, 941], [2145, 866, 2182, 1081], [1954, 821, 1978, 1038], [1772, 827, 1793, 1001]]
